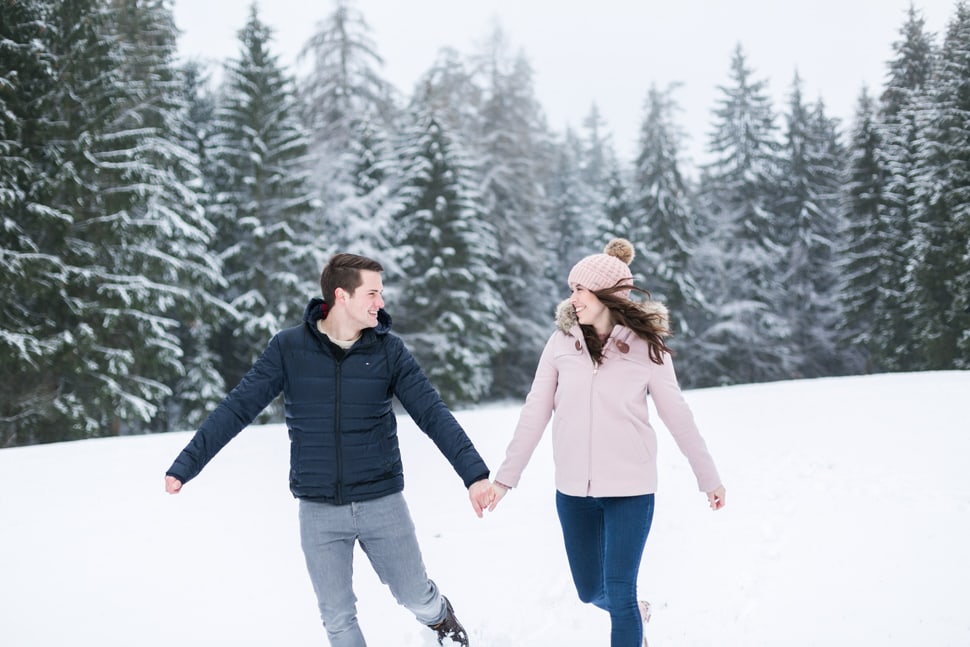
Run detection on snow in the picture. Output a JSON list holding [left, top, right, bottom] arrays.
[[2, 371, 968, 646]]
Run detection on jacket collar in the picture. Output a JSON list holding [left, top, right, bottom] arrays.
[[302, 297, 392, 338]]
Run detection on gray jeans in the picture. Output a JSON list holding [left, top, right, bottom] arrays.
[[298, 492, 445, 647]]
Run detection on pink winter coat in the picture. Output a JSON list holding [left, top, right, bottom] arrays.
[[494, 300, 722, 498]]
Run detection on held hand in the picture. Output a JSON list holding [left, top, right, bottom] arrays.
[[468, 479, 493, 518], [487, 482, 509, 512], [165, 475, 183, 494], [707, 485, 726, 511]]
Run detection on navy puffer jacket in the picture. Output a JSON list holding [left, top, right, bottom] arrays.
[[166, 298, 490, 503]]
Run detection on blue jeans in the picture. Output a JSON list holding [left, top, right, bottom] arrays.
[[299, 492, 446, 647], [556, 491, 655, 647]]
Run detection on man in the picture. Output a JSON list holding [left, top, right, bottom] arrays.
[[165, 253, 491, 647]]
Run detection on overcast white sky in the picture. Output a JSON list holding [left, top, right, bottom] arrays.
[[172, 1, 957, 166]]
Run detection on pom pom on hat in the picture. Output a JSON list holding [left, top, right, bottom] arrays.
[[567, 238, 636, 297], [603, 238, 635, 265]]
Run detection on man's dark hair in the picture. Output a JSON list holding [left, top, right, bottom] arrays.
[[320, 253, 384, 305]]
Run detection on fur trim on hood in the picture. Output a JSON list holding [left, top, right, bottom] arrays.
[[554, 298, 671, 336]]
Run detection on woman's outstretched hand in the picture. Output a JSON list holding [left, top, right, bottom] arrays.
[[707, 485, 726, 511], [487, 482, 509, 512]]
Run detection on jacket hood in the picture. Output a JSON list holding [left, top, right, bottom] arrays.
[[303, 297, 392, 335], [554, 298, 670, 336]]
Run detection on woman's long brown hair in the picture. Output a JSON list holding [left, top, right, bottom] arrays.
[[580, 283, 673, 366]]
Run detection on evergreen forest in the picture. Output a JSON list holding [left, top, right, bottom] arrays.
[[2, 0, 968, 446]]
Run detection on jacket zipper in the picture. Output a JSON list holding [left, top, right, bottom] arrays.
[[587, 350, 598, 496], [587, 336, 611, 495], [334, 358, 344, 504]]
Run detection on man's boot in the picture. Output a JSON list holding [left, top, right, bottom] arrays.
[[427, 596, 469, 646]]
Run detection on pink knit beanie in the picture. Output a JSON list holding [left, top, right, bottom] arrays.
[[567, 238, 636, 298]]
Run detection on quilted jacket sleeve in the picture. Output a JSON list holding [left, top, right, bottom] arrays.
[[388, 335, 490, 488]]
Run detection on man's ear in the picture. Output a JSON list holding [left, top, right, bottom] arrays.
[[334, 287, 349, 303]]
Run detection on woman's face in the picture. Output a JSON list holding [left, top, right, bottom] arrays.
[[569, 284, 611, 331]]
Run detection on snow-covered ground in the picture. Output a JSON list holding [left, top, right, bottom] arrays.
[[2, 371, 968, 646]]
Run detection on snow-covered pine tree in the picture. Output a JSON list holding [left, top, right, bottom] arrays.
[[2, 0, 220, 443], [543, 106, 621, 285], [473, 29, 558, 398], [879, 7, 939, 370], [31, 0, 135, 441], [297, 0, 398, 261], [838, 88, 889, 374], [877, 5, 938, 371], [180, 61, 218, 169], [601, 164, 636, 246], [577, 104, 623, 251], [108, 0, 229, 433], [167, 61, 233, 429], [0, 2, 36, 252], [776, 74, 847, 378], [579, 104, 612, 200], [882, 5, 939, 118], [390, 99, 505, 405], [548, 128, 602, 282], [695, 44, 792, 385], [207, 4, 317, 395], [299, 0, 395, 153], [806, 99, 848, 372], [413, 48, 484, 138], [909, 3, 970, 369], [631, 84, 706, 367], [0, 0, 63, 446], [334, 116, 399, 271]]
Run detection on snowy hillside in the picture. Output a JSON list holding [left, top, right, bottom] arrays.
[[1, 371, 968, 646]]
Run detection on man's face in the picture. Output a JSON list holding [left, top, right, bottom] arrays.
[[340, 270, 384, 330]]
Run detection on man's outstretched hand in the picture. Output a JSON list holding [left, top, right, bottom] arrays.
[[165, 476, 183, 494]]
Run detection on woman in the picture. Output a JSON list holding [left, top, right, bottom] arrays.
[[488, 238, 726, 647]]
